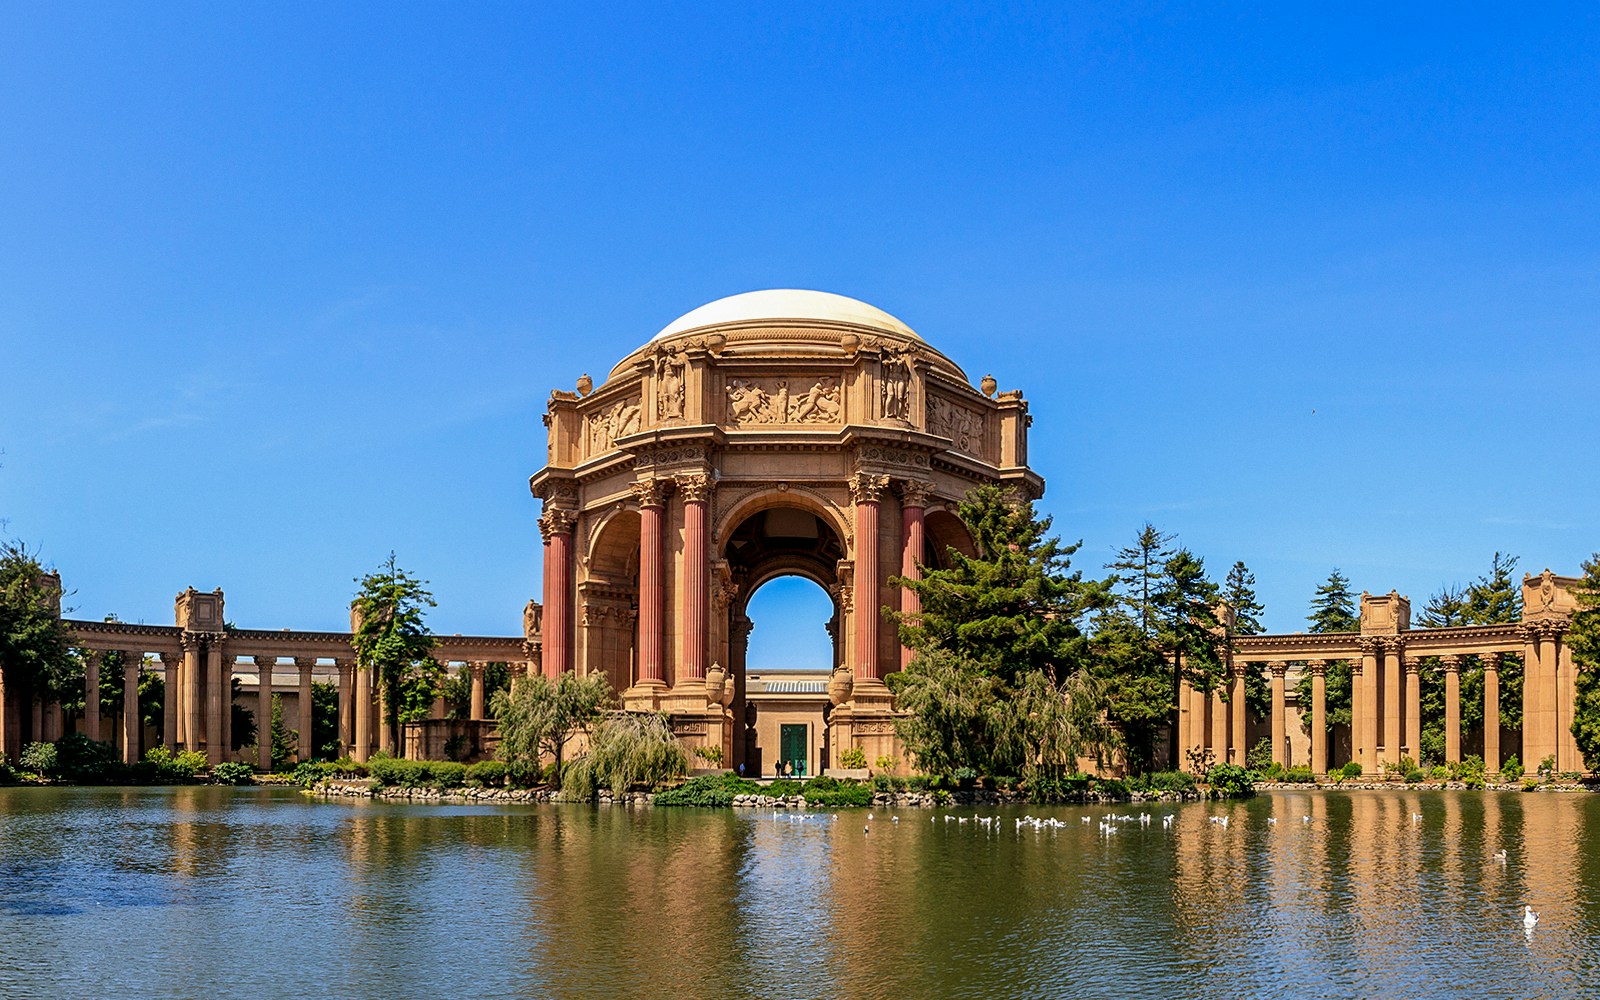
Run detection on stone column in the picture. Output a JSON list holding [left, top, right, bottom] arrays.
[[254, 656, 274, 770], [731, 614, 752, 771], [539, 507, 577, 678], [182, 633, 202, 753], [898, 480, 931, 669], [204, 639, 226, 764], [1441, 655, 1462, 764], [1522, 624, 1546, 769], [849, 474, 890, 682], [160, 651, 180, 749], [1403, 655, 1421, 760], [469, 661, 487, 722], [353, 662, 372, 763], [296, 657, 314, 763], [1356, 641, 1377, 773], [677, 473, 712, 683], [633, 479, 668, 689], [1269, 661, 1288, 767], [1381, 641, 1401, 769], [83, 650, 102, 742], [1558, 631, 1579, 771], [337, 658, 354, 756], [1230, 662, 1248, 765], [1309, 660, 1328, 776], [1483, 651, 1502, 770], [1176, 675, 1192, 762], [121, 652, 141, 764], [1210, 687, 1228, 763]]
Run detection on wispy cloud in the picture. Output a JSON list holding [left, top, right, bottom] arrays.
[[1480, 515, 1573, 531]]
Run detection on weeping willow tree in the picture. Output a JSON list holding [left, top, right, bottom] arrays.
[[561, 712, 688, 800], [491, 670, 612, 787]]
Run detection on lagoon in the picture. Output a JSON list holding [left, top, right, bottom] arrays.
[[2, 786, 1598, 998]]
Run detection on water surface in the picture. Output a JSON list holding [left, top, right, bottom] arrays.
[[2, 786, 1597, 998]]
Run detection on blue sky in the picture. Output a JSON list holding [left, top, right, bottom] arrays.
[[3, 5, 1597, 670]]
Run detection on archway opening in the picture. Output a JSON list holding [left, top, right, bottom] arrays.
[[744, 575, 836, 672]]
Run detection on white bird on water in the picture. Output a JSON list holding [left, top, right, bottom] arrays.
[[1524, 905, 1539, 930], [1412, 812, 1423, 824], [1494, 849, 1508, 863], [1162, 815, 1174, 829], [1267, 817, 1278, 826]]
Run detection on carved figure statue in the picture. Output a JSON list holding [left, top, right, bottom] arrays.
[[788, 378, 841, 423], [726, 379, 773, 424], [655, 349, 685, 420], [588, 397, 643, 452], [881, 349, 911, 421]]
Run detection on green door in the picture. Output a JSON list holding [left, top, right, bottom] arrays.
[[780, 724, 807, 777]]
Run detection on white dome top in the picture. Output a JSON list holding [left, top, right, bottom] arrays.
[[652, 289, 921, 342]]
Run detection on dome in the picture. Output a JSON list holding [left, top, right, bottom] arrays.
[[651, 289, 922, 342]]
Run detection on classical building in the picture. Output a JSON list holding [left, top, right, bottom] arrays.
[[0, 289, 1593, 779], [529, 289, 1035, 774]]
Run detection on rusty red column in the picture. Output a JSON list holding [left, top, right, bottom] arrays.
[[633, 479, 668, 688], [850, 474, 890, 681], [678, 473, 712, 682], [898, 480, 931, 669], [540, 507, 577, 677]]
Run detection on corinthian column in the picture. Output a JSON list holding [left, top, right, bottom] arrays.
[[1230, 661, 1247, 765], [677, 473, 712, 683], [1269, 661, 1288, 767], [182, 633, 202, 753], [296, 657, 315, 763], [540, 506, 578, 678], [898, 479, 932, 670], [469, 661, 487, 722], [159, 651, 181, 749], [849, 474, 890, 682], [1441, 655, 1462, 764], [83, 650, 102, 742], [1403, 655, 1421, 760], [1308, 660, 1328, 776], [1482, 651, 1502, 770], [336, 658, 354, 756], [632, 478, 668, 689], [121, 652, 142, 764], [353, 660, 372, 764], [254, 655, 274, 770]]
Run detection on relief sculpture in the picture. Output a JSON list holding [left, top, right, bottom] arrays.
[[881, 348, 911, 421], [655, 348, 686, 420], [587, 395, 642, 453], [725, 377, 841, 426], [927, 395, 982, 455]]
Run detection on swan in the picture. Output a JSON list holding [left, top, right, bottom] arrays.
[[1524, 905, 1539, 929], [1302, 815, 1311, 824], [1162, 815, 1174, 828], [1494, 849, 1508, 862], [1267, 817, 1278, 826]]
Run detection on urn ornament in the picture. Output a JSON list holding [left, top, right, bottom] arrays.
[[576, 373, 593, 396], [980, 373, 997, 397], [828, 666, 854, 706]]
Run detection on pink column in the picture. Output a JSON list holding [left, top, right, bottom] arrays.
[[677, 473, 712, 682], [254, 656, 274, 770], [633, 479, 667, 687], [84, 650, 102, 742], [296, 657, 315, 762], [121, 652, 141, 764], [898, 480, 930, 669], [540, 507, 577, 677], [850, 474, 890, 681]]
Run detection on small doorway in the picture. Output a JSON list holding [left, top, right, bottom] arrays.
[[780, 724, 808, 778]]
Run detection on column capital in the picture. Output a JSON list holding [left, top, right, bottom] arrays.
[[334, 657, 355, 670], [848, 472, 891, 505], [1482, 650, 1503, 670], [1268, 660, 1288, 678], [897, 478, 934, 508], [468, 660, 487, 673], [630, 477, 671, 509], [294, 656, 316, 670], [1308, 659, 1328, 676], [1357, 637, 1382, 656], [674, 472, 713, 504], [538, 507, 578, 539], [1440, 654, 1463, 671], [252, 654, 275, 668], [1403, 655, 1421, 675], [179, 633, 204, 654]]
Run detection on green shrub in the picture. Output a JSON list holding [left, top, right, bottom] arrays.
[[1537, 754, 1556, 777], [871, 773, 895, 793], [1463, 774, 1486, 790], [906, 775, 931, 791], [838, 745, 867, 769], [693, 744, 724, 766], [465, 760, 507, 787], [1261, 762, 1286, 782], [1419, 728, 1446, 768], [1499, 754, 1524, 782], [291, 761, 330, 787], [654, 773, 763, 807], [1404, 768, 1425, 784], [368, 757, 437, 787], [951, 766, 977, 788], [1429, 765, 1449, 781], [1342, 761, 1363, 779], [212, 762, 255, 785], [1024, 769, 1092, 803], [562, 712, 689, 799], [766, 779, 803, 797], [803, 774, 838, 793], [143, 745, 208, 780], [0, 761, 17, 785], [1204, 763, 1255, 799], [1522, 778, 1541, 792], [430, 761, 467, 788], [1128, 770, 1198, 795], [1283, 766, 1315, 784], [20, 741, 57, 775], [1094, 777, 1130, 800], [800, 779, 872, 807], [874, 755, 898, 773], [53, 734, 120, 783], [1245, 737, 1273, 771]]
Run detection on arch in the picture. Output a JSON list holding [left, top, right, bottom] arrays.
[[579, 507, 640, 696], [714, 485, 852, 558], [923, 507, 976, 571], [743, 575, 837, 672]]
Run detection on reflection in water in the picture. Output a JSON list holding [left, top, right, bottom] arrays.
[[2, 787, 1600, 997]]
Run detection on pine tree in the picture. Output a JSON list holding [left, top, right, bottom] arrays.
[[1108, 523, 1176, 641], [1223, 561, 1270, 717], [1293, 569, 1359, 737], [1566, 554, 1600, 768]]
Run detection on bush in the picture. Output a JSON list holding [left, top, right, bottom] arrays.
[[1499, 754, 1524, 782], [1094, 777, 1129, 801], [1261, 762, 1286, 782], [1204, 763, 1255, 799], [1341, 761, 1363, 779], [1283, 766, 1315, 784], [1429, 765, 1449, 781], [1463, 774, 1486, 790], [1127, 770, 1198, 796], [874, 755, 898, 773], [291, 761, 330, 787], [19, 741, 57, 775], [1024, 769, 1092, 803], [53, 734, 120, 783], [838, 745, 867, 769], [0, 761, 16, 786], [1522, 778, 1541, 792], [562, 712, 689, 799], [142, 745, 208, 781], [1419, 727, 1446, 768], [1246, 738, 1274, 771], [430, 761, 467, 788], [1454, 755, 1485, 782], [212, 762, 255, 785], [1404, 768, 1425, 784], [905, 775, 931, 791], [693, 744, 724, 766], [951, 766, 977, 788], [368, 757, 437, 787], [465, 760, 507, 787], [800, 779, 872, 807], [654, 773, 763, 807], [1537, 754, 1557, 777], [871, 773, 895, 793]]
